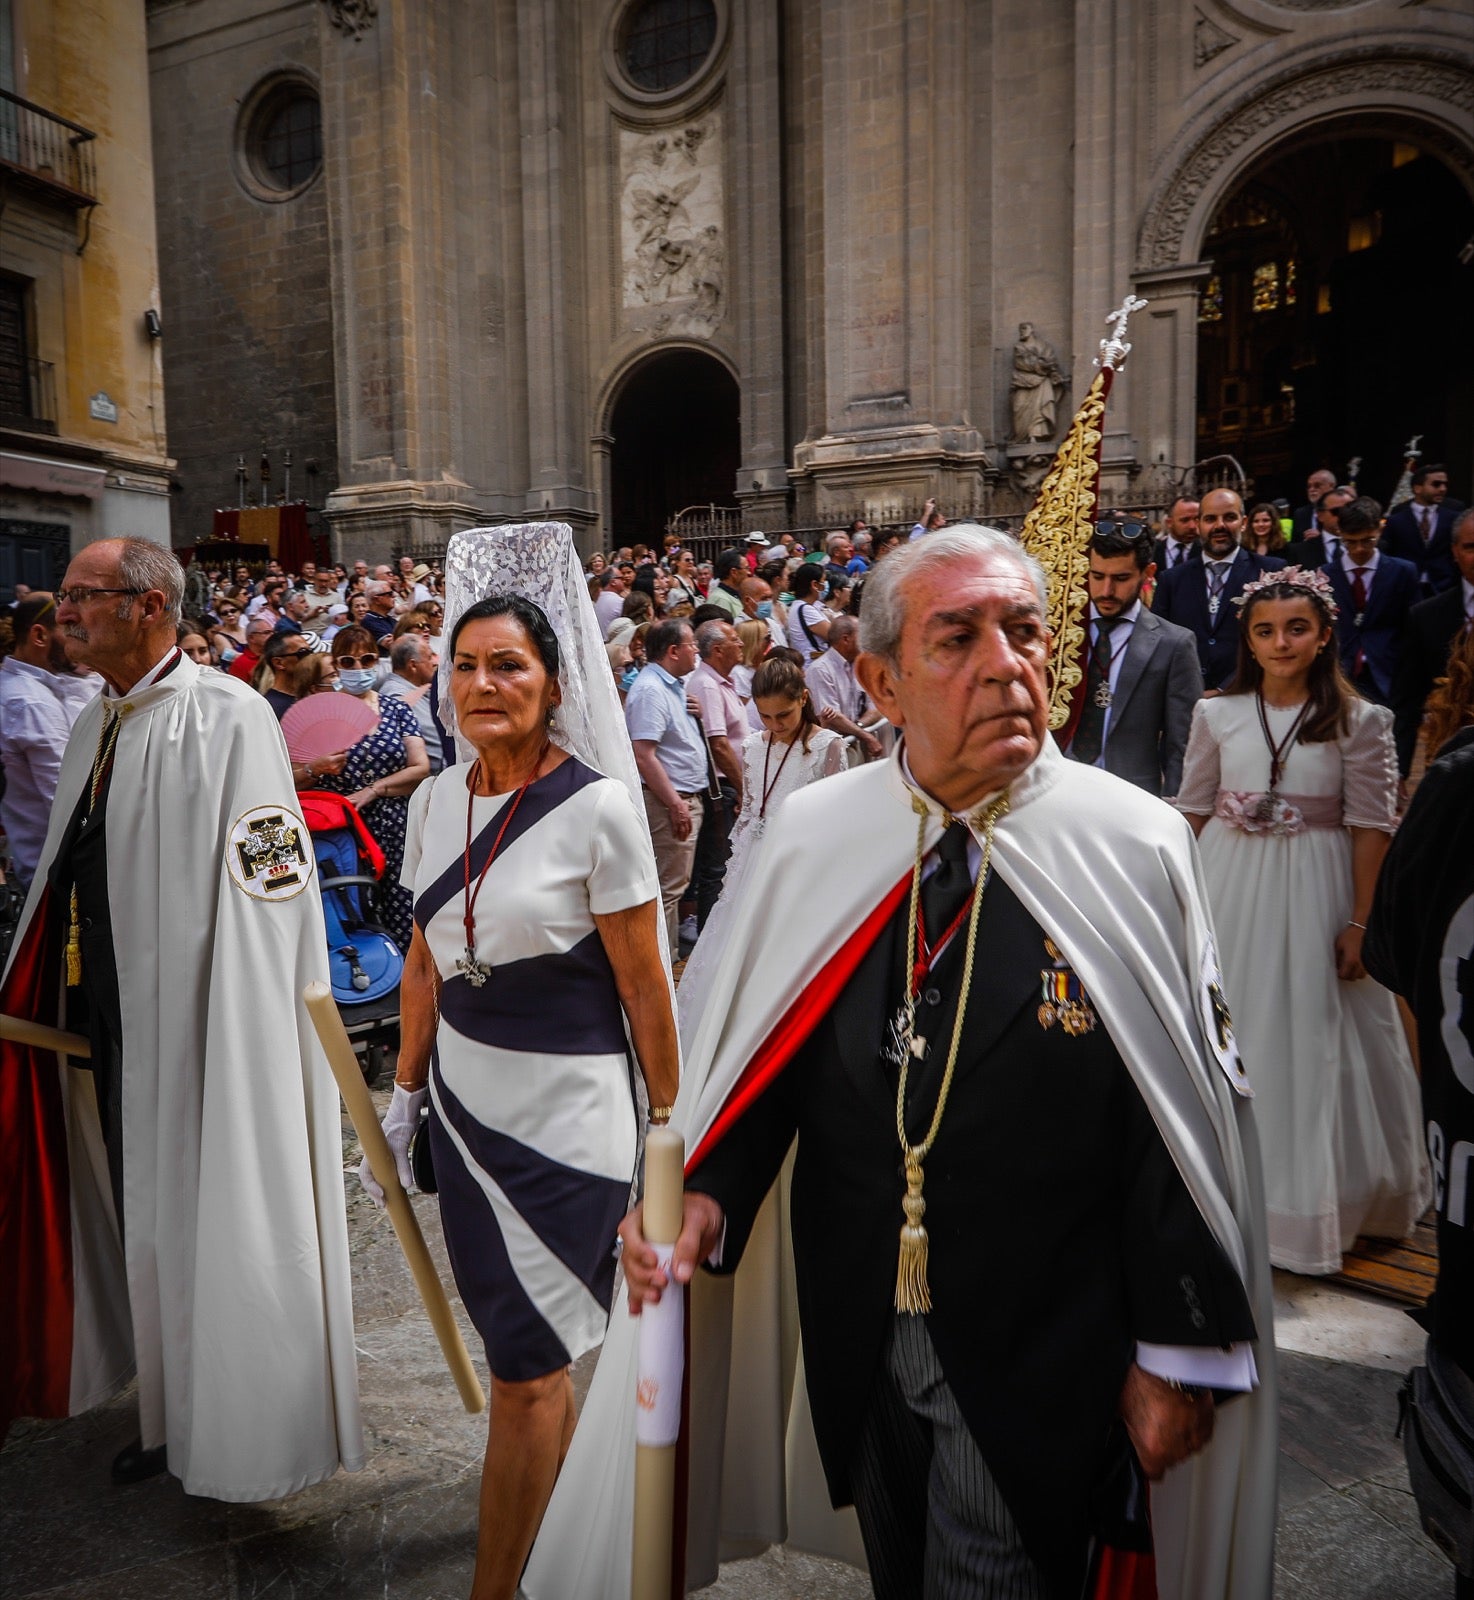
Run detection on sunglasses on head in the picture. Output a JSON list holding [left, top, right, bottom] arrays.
[[1094, 520, 1149, 539], [334, 653, 379, 669]]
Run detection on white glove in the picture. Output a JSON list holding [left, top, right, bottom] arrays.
[[359, 1083, 426, 1208]]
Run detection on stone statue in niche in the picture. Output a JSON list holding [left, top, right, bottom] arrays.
[[1008, 323, 1067, 444], [621, 116, 725, 336]]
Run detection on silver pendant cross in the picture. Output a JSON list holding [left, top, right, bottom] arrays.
[[456, 947, 492, 987], [1093, 682, 1113, 709]]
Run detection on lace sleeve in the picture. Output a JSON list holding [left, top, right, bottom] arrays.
[[1174, 701, 1221, 816], [818, 732, 848, 778], [1342, 702, 1398, 832], [729, 731, 766, 848]]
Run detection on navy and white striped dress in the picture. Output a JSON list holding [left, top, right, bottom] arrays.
[[401, 756, 659, 1382]]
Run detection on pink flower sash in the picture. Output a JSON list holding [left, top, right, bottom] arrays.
[[1214, 789, 1343, 836]]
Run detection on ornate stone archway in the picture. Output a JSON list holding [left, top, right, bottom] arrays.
[[1128, 44, 1474, 472]]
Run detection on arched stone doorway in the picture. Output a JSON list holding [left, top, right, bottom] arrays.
[[1194, 137, 1474, 501], [606, 348, 740, 546]]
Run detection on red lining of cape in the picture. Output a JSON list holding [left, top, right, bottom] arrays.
[[685, 873, 912, 1176], [0, 887, 75, 1438]]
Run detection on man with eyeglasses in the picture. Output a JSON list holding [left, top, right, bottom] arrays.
[[227, 614, 276, 683], [261, 631, 315, 719], [0, 537, 361, 1500]]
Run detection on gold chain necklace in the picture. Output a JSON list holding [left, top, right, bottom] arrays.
[[893, 790, 1010, 1314]]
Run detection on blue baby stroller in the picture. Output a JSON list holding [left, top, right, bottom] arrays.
[[302, 791, 403, 1079]]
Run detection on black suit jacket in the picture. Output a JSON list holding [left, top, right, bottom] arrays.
[[1381, 500, 1465, 595], [1391, 584, 1469, 775], [1074, 609, 1203, 796], [1324, 555, 1420, 704], [1150, 549, 1285, 690], [1282, 530, 1341, 570], [1150, 536, 1200, 576], [687, 874, 1254, 1599]]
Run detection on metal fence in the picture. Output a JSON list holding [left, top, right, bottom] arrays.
[[385, 458, 1253, 571], [663, 459, 1251, 565]]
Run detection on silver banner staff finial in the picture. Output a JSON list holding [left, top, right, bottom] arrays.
[[1096, 294, 1148, 371]]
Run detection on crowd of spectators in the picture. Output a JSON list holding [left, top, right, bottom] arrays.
[[0, 476, 1468, 974]]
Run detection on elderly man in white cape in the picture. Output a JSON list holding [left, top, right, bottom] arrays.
[[525, 524, 1276, 1600], [0, 537, 362, 1501]]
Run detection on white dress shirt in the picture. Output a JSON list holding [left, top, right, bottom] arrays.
[[805, 647, 865, 723], [0, 658, 73, 886]]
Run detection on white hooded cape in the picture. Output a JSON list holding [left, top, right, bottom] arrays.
[[525, 737, 1276, 1599], [1, 656, 363, 1501]]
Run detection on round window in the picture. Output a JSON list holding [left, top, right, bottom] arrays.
[[244, 83, 323, 197], [621, 0, 718, 94]]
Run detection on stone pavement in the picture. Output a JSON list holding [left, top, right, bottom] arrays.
[[0, 1107, 1457, 1599]]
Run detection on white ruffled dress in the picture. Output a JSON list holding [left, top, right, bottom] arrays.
[[1177, 694, 1428, 1274]]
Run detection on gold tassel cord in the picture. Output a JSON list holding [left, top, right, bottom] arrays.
[[894, 793, 1010, 1314]]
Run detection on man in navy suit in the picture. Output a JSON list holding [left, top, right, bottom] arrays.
[[1381, 464, 1464, 596], [1324, 496, 1419, 707], [1283, 484, 1354, 570], [1151, 487, 1284, 689]]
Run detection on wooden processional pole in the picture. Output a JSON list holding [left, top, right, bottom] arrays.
[[631, 1125, 686, 1600]]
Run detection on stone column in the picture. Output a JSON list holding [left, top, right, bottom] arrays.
[[515, 0, 596, 535], [1070, 0, 1140, 488], [730, 0, 789, 529], [318, 4, 479, 561], [1130, 262, 1213, 476], [789, 0, 985, 519]]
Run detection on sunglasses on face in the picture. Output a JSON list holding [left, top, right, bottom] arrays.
[[218, 606, 239, 616], [277, 647, 314, 661], [334, 653, 379, 669]]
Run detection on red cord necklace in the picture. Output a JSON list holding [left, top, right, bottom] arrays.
[[456, 744, 547, 987], [910, 889, 976, 998]]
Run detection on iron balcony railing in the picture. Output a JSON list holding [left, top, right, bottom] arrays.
[[0, 88, 97, 205]]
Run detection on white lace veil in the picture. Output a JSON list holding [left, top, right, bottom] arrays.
[[439, 522, 643, 812]]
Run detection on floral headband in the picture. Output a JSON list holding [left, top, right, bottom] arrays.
[[1231, 565, 1339, 621]]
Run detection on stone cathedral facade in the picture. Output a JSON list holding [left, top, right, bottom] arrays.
[[147, 0, 1474, 560]]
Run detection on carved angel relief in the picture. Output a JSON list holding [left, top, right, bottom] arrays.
[[620, 116, 725, 337]]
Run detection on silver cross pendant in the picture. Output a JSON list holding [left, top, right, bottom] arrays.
[[455, 947, 492, 988], [1093, 682, 1113, 709]]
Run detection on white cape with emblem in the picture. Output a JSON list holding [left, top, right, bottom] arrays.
[[4, 656, 363, 1501], [525, 737, 1276, 1600]]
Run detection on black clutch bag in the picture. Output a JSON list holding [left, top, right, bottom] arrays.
[[408, 1108, 437, 1195]]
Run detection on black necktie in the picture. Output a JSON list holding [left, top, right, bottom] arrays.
[[920, 821, 974, 952], [1070, 616, 1122, 766]]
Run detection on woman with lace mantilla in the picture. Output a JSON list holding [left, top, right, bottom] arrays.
[[1176, 566, 1427, 1275], [360, 589, 678, 1600]]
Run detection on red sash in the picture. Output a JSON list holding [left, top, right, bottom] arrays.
[[0, 888, 75, 1438]]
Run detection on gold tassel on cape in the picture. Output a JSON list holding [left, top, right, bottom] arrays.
[[895, 1159, 932, 1314]]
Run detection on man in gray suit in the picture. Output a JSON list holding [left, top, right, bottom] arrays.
[[1067, 524, 1203, 796]]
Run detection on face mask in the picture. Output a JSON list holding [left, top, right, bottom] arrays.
[[338, 667, 377, 696], [755, 600, 773, 620], [819, 584, 831, 601]]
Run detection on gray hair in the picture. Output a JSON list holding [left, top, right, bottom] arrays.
[[857, 523, 1047, 664], [115, 537, 184, 622], [828, 614, 860, 646], [694, 618, 734, 660], [389, 633, 426, 672], [365, 580, 393, 599]]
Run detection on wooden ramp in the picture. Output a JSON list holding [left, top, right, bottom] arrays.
[[1330, 1211, 1438, 1308]]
